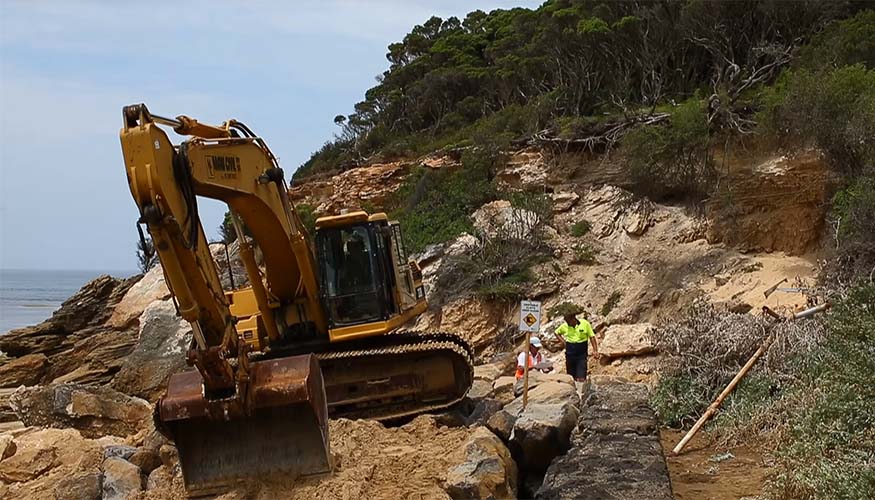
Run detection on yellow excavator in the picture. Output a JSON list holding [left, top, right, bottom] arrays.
[[119, 104, 473, 496]]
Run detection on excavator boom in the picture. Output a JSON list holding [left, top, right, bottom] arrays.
[[120, 104, 329, 495]]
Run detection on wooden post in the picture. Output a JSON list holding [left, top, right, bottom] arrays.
[[672, 333, 774, 455], [523, 331, 531, 410]]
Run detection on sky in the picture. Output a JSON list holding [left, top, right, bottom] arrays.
[[0, 0, 539, 272]]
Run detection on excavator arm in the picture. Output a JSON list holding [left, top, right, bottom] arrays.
[[120, 104, 330, 495]]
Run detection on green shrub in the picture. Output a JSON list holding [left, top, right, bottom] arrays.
[[391, 151, 498, 254], [651, 375, 711, 428], [570, 220, 591, 237], [571, 243, 597, 265], [766, 284, 875, 500], [622, 96, 715, 201], [761, 64, 875, 175], [476, 269, 534, 302], [800, 10, 875, 70], [295, 203, 318, 234]]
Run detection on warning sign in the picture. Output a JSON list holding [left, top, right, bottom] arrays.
[[519, 300, 542, 332]]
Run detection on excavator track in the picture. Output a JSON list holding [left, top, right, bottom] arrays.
[[314, 331, 474, 421]]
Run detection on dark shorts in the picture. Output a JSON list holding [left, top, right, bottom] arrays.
[[565, 341, 589, 379]]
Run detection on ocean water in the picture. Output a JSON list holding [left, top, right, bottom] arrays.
[[0, 269, 136, 334]]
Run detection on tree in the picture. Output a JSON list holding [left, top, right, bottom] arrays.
[[136, 235, 158, 273], [219, 211, 236, 244]]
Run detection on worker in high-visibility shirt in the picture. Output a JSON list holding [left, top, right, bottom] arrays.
[[515, 336, 552, 380], [554, 312, 600, 387]]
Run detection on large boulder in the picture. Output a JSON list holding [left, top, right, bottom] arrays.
[[599, 323, 657, 359], [111, 300, 191, 401], [107, 265, 170, 329], [0, 354, 47, 388], [10, 384, 151, 439], [445, 427, 517, 500]]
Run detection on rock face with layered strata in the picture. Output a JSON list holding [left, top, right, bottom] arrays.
[[0, 275, 140, 387]]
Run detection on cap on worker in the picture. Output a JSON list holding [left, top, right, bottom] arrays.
[[530, 336, 542, 348]]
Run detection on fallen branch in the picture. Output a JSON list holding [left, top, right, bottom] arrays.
[[672, 301, 832, 454]]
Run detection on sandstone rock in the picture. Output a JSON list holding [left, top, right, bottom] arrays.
[[47, 327, 138, 386], [54, 472, 102, 500], [108, 265, 170, 329], [102, 457, 143, 500], [465, 398, 505, 428], [551, 192, 580, 213], [111, 300, 190, 400], [495, 150, 548, 190], [10, 384, 151, 438], [129, 448, 162, 474], [0, 354, 48, 388], [472, 200, 539, 240], [599, 323, 657, 359], [289, 161, 412, 215], [0, 447, 56, 482], [159, 444, 179, 469], [473, 363, 502, 383], [499, 381, 580, 476], [103, 444, 137, 461], [418, 297, 506, 356], [0, 434, 16, 459], [492, 376, 516, 405], [0, 428, 102, 498], [146, 465, 174, 491], [486, 410, 516, 443], [467, 379, 493, 402], [503, 380, 577, 415], [445, 427, 517, 500]]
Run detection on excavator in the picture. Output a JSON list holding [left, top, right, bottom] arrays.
[[119, 104, 473, 496]]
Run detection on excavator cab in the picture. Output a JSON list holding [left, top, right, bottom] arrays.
[[314, 211, 426, 336]]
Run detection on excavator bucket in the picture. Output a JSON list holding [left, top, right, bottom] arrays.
[[157, 354, 330, 497]]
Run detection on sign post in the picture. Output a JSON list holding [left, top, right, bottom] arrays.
[[519, 300, 542, 410]]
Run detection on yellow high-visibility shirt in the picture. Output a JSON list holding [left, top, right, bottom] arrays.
[[555, 320, 595, 343]]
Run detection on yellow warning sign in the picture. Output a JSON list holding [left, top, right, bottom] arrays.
[[519, 300, 542, 332]]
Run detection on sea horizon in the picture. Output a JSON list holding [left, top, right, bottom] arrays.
[[0, 268, 139, 335]]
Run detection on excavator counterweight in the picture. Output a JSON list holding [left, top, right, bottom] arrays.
[[119, 104, 473, 496]]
